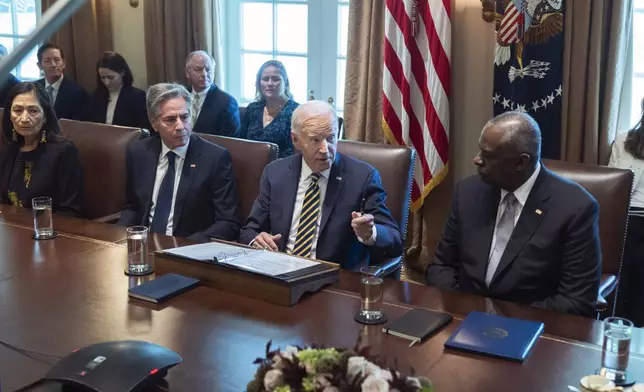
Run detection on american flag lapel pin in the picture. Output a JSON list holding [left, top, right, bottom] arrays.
[[190, 164, 196, 168], [535, 209, 542, 215]]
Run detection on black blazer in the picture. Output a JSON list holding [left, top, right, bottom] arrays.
[[239, 153, 403, 270], [0, 73, 20, 107], [117, 134, 242, 242], [36, 77, 87, 120], [0, 139, 83, 217], [192, 84, 240, 137], [426, 166, 601, 317], [81, 85, 151, 130]]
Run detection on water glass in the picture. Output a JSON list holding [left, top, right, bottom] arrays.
[[600, 317, 633, 383], [32, 196, 53, 238], [359, 266, 384, 321], [125, 226, 152, 276]]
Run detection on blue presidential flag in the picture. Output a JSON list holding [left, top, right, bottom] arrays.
[[492, 0, 564, 159]]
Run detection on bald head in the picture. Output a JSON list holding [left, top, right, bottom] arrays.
[[474, 111, 542, 191], [185, 51, 214, 92], [483, 111, 542, 163], [291, 101, 339, 173]]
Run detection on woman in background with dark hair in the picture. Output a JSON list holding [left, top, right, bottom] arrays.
[[0, 82, 83, 216], [81, 51, 150, 130], [609, 97, 644, 326], [239, 60, 299, 158]]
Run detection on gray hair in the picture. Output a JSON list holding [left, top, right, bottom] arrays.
[[146, 83, 192, 121], [291, 100, 338, 135], [484, 111, 542, 162], [185, 50, 215, 69]]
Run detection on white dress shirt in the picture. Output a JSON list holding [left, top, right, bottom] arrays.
[[45, 76, 64, 104], [105, 88, 121, 125], [191, 88, 208, 122], [285, 160, 376, 259], [488, 164, 541, 259], [148, 140, 190, 236]]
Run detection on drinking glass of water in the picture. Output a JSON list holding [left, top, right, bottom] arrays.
[[32, 196, 54, 239], [125, 226, 152, 276], [355, 266, 387, 324], [600, 317, 633, 385]]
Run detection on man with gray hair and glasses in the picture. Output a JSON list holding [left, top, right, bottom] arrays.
[[118, 83, 241, 242], [185, 50, 240, 137]]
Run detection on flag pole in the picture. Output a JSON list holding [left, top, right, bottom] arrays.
[[0, 0, 88, 86]]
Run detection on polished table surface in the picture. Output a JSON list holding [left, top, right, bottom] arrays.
[[0, 206, 642, 391]]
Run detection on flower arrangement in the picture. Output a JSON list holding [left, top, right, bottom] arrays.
[[247, 341, 433, 392]]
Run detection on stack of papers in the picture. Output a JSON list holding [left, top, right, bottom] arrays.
[[162, 242, 323, 278]]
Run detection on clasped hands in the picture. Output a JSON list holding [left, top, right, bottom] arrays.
[[252, 211, 375, 251]]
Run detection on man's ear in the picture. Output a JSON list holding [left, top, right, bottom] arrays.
[[516, 152, 532, 170]]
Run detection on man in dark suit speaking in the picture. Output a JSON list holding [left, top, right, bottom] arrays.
[[426, 112, 601, 317], [118, 83, 241, 242], [239, 101, 402, 270], [185, 51, 240, 137]]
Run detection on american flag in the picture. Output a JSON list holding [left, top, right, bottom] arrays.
[[382, 0, 450, 212]]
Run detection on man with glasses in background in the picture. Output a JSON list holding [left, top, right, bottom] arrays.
[[36, 43, 86, 119]]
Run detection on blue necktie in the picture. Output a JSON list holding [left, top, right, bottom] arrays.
[[150, 152, 176, 234]]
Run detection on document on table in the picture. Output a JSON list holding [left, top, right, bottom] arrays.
[[218, 250, 321, 277], [162, 242, 255, 262]]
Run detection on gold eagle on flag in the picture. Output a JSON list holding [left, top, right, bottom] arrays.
[[481, 0, 563, 69]]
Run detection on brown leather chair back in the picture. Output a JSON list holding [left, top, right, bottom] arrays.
[[239, 106, 247, 123], [197, 133, 278, 219], [337, 140, 415, 241], [59, 119, 143, 219], [543, 159, 633, 276]]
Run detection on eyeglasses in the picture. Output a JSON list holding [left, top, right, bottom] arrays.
[[42, 58, 63, 66]]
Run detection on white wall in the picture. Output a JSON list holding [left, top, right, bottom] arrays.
[[110, 0, 147, 89], [450, 0, 495, 180]]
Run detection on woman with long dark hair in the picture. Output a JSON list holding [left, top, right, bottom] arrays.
[[0, 82, 83, 216], [81, 51, 150, 130], [239, 60, 299, 158], [609, 97, 644, 326]]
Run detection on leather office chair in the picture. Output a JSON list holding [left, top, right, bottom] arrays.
[[543, 159, 633, 315], [337, 140, 416, 278], [59, 119, 143, 221], [197, 133, 278, 220]]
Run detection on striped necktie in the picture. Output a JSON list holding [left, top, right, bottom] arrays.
[[292, 173, 321, 258], [46, 85, 55, 104]]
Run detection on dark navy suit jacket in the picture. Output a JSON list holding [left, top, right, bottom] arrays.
[[426, 166, 601, 317], [239, 153, 403, 270], [81, 85, 151, 130], [117, 134, 242, 242], [36, 77, 87, 120], [192, 84, 240, 137]]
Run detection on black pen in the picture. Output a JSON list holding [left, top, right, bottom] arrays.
[[360, 197, 366, 216]]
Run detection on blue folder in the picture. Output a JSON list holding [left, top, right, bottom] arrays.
[[444, 311, 544, 362]]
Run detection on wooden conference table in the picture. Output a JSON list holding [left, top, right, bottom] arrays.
[[0, 206, 642, 391]]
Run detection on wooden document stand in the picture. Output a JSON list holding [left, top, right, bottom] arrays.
[[154, 252, 340, 306]]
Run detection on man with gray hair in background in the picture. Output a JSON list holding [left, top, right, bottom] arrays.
[[426, 111, 601, 317], [118, 83, 241, 242], [185, 50, 240, 137], [239, 100, 403, 270]]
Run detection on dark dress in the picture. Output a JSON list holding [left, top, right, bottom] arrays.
[[0, 138, 84, 217], [239, 99, 299, 158]]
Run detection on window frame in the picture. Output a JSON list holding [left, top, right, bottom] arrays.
[[632, 2, 644, 125], [0, 0, 42, 80], [223, 0, 348, 110]]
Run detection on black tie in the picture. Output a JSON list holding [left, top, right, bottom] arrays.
[[150, 152, 176, 234]]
